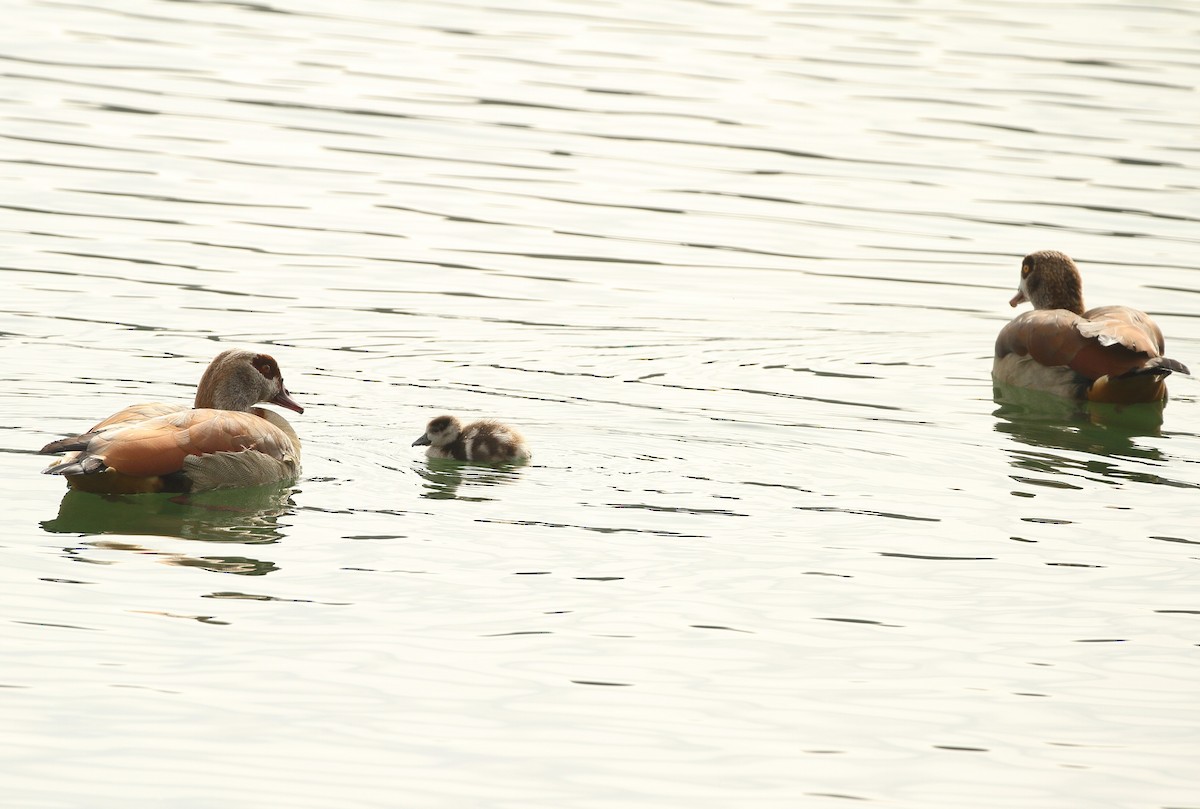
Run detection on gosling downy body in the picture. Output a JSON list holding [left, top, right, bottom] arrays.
[[412, 415, 530, 463]]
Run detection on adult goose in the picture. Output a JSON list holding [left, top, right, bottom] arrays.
[[39, 349, 303, 493], [993, 250, 1188, 403]]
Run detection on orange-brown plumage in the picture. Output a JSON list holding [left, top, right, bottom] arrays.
[[993, 251, 1187, 403], [39, 349, 303, 493]]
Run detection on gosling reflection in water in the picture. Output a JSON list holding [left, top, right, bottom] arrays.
[[416, 459, 524, 501]]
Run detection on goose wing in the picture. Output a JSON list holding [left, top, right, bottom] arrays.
[[39, 402, 187, 455], [52, 408, 298, 478], [995, 308, 1159, 381], [1077, 305, 1165, 355]]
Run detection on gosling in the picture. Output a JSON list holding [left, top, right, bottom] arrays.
[[412, 415, 531, 463]]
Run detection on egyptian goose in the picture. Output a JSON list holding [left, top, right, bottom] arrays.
[[39, 349, 303, 494], [412, 415, 531, 463], [993, 250, 1189, 403]]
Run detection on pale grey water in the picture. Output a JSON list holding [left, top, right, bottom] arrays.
[[3, 1, 1199, 807]]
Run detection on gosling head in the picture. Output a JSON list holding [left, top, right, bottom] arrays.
[[412, 415, 462, 448]]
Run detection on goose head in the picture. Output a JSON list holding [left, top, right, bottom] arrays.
[[194, 349, 304, 414], [1009, 250, 1086, 315]]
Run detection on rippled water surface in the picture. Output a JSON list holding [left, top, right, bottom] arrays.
[[3, 1, 1199, 806]]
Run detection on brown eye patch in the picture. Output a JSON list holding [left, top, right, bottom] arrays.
[[253, 354, 280, 379]]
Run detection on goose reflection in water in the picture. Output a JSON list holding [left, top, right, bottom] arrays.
[[62, 541, 280, 577], [991, 382, 1200, 488], [41, 485, 295, 574]]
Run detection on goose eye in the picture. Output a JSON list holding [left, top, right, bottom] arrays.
[[1021, 265, 1031, 276]]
